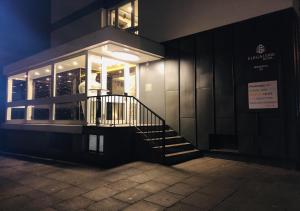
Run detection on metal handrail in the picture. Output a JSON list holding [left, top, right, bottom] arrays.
[[86, 94, 166, 158]]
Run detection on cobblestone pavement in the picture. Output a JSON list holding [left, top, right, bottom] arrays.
[[0, 155, 299, 211]]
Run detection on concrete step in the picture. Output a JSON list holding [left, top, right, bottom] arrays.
[[165, 149, 202, 165], [138, 125, 170, 132], [145, 136, 184, 146], [137, 129, 177, 138], [153, 142, 194, 154]]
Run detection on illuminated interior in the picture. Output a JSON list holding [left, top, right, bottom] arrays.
[[108, 0, 138, 33], [5, 40, 162, 123]]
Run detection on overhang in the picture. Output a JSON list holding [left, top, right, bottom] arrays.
[[3, 27, 164, 76]]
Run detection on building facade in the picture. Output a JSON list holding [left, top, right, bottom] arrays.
[[1, 0, 300, 166]]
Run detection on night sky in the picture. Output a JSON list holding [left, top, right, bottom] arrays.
[[0, 0, 51, 122]]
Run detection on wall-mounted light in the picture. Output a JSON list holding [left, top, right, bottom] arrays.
[[111, 51, 139, 62]]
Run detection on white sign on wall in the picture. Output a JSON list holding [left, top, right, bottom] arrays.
[[248, 80, 278, 109]]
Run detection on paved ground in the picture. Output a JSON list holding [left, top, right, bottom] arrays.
[[0, 155, 299, 211]]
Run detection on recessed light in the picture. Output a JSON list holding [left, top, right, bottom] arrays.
[[58, 65, 63, 70], [34, 72, 40, 76], [45, 69, 50, 73], [72, 61, 78, 66]]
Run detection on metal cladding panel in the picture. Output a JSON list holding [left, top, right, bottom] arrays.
[[180, 117, 196, 146], [165, 91, 179, 131], [179, 37, 195, 118], [139, 60, 166, 119]]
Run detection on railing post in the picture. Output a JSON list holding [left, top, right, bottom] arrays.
[[162, 120, 166, 160]]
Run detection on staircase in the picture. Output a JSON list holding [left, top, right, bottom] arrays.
[[137, 126, 201, 165], [87, 95, 202, 165]]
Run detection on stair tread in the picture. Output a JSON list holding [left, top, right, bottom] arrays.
[[145, 136, 182, 141], [165, 149, 199, 157], [137, 129, 175, 134], [153, 142, 191, 149]]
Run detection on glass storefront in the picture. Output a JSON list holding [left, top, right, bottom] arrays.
[[28, 65, 51, 100], [6, 51, 139, 124], [54, 55, 86, 96], [55, 102, 84, 121], [7, 73, 27, 102], [27, 105, 50, 120]]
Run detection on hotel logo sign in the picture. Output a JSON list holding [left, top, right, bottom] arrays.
[[256, 44, 266, 54], [247, 44, 276, 71]]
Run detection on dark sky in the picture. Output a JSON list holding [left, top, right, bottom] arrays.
[[0, 0, 51, 67], [0, 0, 50, 122]]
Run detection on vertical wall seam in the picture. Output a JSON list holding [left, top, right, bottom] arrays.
[[194, 36, 198, 147]]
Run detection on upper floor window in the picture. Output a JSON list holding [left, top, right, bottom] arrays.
[[108, 0, 138, 34]]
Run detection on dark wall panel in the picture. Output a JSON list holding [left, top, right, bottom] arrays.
[[179, 37, 196, 143], [165, 40, 180, 131], [234, 10, 293, 159], [179, 37, 195, 118], [163, 9, 300, 164], [214, 27, 235, 135], [196, 32, 214, 149]]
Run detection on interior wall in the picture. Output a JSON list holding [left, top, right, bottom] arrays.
[[139, 0, 293, 42], [139, 60, 166, 119]]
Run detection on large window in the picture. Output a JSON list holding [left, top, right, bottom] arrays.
[[54, 55, 86, 96], [7, 106, 26, 120], [28, 65, 51, 100], [5, 50, 139, 123], [7, 73, 27, 102], [108, 0, 138, 33], [27, 105, 50, 120], [55, 102, 84, 121], [118, 2, 132, 29]]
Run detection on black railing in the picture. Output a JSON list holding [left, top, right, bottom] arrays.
[[86, 95, 166, 157]]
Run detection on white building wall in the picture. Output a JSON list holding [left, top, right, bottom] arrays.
[[139, 0, 294, 42]]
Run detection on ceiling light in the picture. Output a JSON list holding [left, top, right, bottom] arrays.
[[72, 61, 78, 66], [58, 65, 63, 70], [111, 51, 139, 62], [34, 72, 40, 76], [45, 69, 50, 73]]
